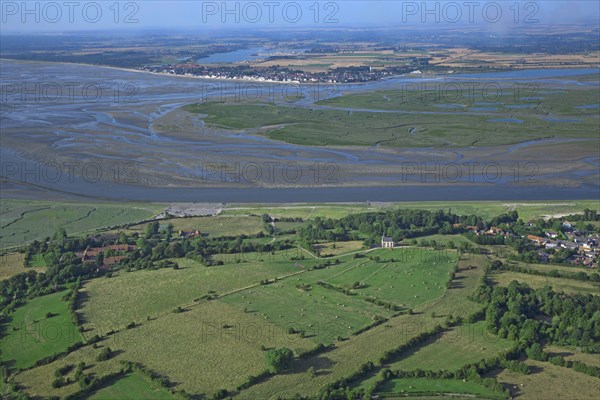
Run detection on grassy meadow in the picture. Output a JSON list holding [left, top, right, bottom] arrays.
[[491, 271, 600, 295], [0, 291, 84, 370], [88, 373, 176, 400], [236, 255, 487, 399], [3, 199, 599, 399], [545, 346, 600, 368], [376, 377, 505, 398], [0, 199, 163, 247], [78, 257, 302, 333], [384, 322, 514, 372], [126, 215, 265, 238], [0, 252, 46, 281], [325, 248, 458, 306], [494, 359, 600, 400], [222, 200, 600, 223]]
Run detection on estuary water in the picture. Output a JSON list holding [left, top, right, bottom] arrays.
[[1, 60, 598, 202]]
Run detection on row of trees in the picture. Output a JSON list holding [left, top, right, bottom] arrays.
[[299, 209, 486, 247], [490, 260, 600, 282]]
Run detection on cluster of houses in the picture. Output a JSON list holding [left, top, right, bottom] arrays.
[[463, 222, 599, 267], [76, 244, 137, 270], [380, 220, 599, 268], [140, 63, 414, 84], [465, 225, 510, 237], [71, 228, 202, 271], [526, 229, 599, 267], [178, 229, 202, 238]]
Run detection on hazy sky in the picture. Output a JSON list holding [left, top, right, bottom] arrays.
[[1, 1, 599, 33]]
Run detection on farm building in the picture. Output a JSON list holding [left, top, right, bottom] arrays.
[[381, 236, 394, 248], [179, 229, 201, 238]]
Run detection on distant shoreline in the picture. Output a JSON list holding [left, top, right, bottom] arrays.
[[0, 57, 448, 86], [2, 58, 597, 86]]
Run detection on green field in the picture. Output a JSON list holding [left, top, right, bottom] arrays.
[[16, 300, 315, 397], [495, 359, 600, 400], [0, 252, 46, 281], [221, 248, 457, 342], [399, 234, 472, 246], [502, 260, 594, 277], [222, 201, 600, 223], [491, 271, 600, 295], [0, 291, 84, 369], [385, 322, 514, 372], [545, 345, 600, 368], [3, 198, 599, 399], [88, 372, 176, 400], [126, 215, 265, 238], [2, 200, 597, 251], [0, 199, 163, 247], [236, 256, 488, 399], [79, 257, 303, 333], [222, 280, 396, 343], [377, 377, 505, 398], [313, 240, 364, 256], [324, 248, 458, 306]]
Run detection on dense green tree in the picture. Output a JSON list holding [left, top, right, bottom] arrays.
[[265, 348, 294, 373]]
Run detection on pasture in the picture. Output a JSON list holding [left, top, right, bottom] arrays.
[[384, 322, 514, 372], [323, 248, 458, 306], [545, 346, 600, 368], [221, 282, 396, 343], [221, 203, 386, 220], [0, 291, 84, 369], [0, 252, 45, 281], [16, 301, 315, 398], [88, 373, 176, 400], [313, 240, 365, 256], [129, 215, 265, 238], [79, 257, 302, 333], [236, 255, 487, 399], [376, 377, 506, 399], [14, 344, 123, 399], [494, 359, 600, 400], [221, 200, 600, 224], [502, 261, 594, 277], [491, 271, 600, 295], [222, 247, 457, 342], [400, 234, 472, 246], [0, 199, 163, 247]]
